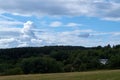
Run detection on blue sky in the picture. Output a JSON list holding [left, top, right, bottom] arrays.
[[0, 0, 120, 48]]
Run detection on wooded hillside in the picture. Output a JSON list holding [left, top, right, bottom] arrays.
[[0, 45, 120, 75]]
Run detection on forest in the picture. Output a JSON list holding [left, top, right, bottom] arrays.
[[0, 45, 120, 75]]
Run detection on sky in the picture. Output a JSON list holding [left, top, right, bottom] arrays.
[[0, 0, 120, 48]]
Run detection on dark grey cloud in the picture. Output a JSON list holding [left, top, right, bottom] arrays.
[[78, 33, 90, 38], [112, 0, 120, 3], [0, 0, 70, 16], [104, 9, 120, 18]]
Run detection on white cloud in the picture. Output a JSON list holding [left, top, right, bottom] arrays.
[[66, 23, 82, 27], [112, 32, 120, 36], [49, 21, 83, 28], [49, 21, 62, 27], [0, 38, 15, 44], [21, 21, 36, 38], [0, 14, 23, 26], [0, 0, 120, 21], [0, 21, 120, 48], [0, 14, 24, 37], [17, 43, 28, 47], [0, 38, 18, 48], [0, 21, 45, 48], [0, 20, 23, 27], [0, 14, 15, 21], [102, 17, 120, 21]]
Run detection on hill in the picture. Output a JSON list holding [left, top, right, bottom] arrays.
[[0, 45, 120, 75]]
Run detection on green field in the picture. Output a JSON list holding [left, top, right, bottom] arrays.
[[0, 70, 120, 80]]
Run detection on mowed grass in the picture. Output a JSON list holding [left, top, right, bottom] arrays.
[[0, 70, 120, 80]]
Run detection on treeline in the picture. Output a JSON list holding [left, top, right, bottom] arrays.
[[0, 45, 120, 75]]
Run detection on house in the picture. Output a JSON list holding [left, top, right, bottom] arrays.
[[99, 59, 108, 65]]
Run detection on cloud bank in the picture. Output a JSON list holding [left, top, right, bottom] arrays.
[[0, 21, 120, 48], [0, 0, 120, 48], [0, 0, 120, 21]]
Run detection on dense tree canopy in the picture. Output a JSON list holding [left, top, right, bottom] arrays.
[[0, 45, 120, 75]]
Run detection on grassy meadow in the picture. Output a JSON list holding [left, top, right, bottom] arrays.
[[0, 70, 120, 80]]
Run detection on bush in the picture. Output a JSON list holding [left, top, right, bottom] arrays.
[[3, 67, 23, 75], [20, 57, 64, 74]]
